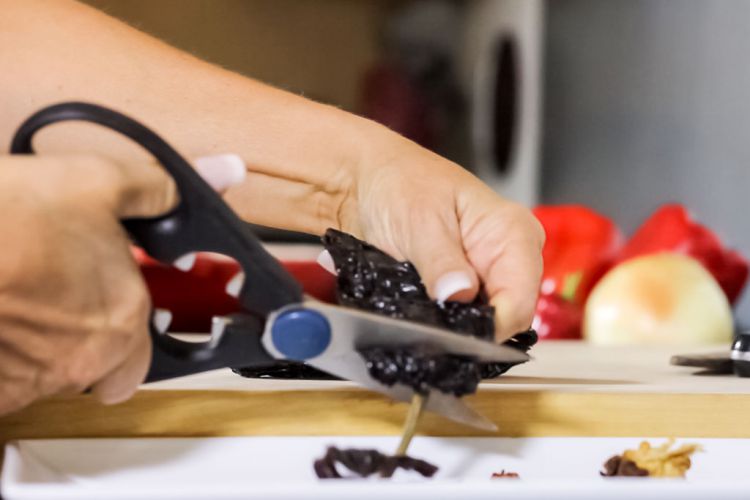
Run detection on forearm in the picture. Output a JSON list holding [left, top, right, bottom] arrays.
[[0, 0, 379, 233]]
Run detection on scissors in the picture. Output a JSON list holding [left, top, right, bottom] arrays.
[[9, 102, 529, 430]]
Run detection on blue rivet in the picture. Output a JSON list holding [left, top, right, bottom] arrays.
[[271, 309, 331, 361]]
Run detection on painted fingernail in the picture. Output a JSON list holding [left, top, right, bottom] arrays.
[[226, 271, 245, 298], [194, 154, 246, 192], [173, 252, 196, 272], [317, 250, 337, 275], [153, 309, 173, 334], [435, 271, 473, 303]]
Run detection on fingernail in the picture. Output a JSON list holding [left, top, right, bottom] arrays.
[[194, 154, 246, 192], [317, 250, 337, 275], [153, 309, 173, 334], [435, 271, 473, 303]]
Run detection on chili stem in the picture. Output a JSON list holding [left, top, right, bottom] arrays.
[[395, 392, 426, 456]]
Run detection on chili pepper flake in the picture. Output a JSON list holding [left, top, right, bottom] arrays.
[[491, 470, 520, 479]]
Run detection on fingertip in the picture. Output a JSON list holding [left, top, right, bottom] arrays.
[[492, 295, 536, 341], [194, 153, 247, 192], [90, 337, 151, 406], [93, 383, 138, 406]]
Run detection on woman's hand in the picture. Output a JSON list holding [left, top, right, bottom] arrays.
[[341, 128, 545, 341], [226, 120, 544, 342], [0, 154, 176, 415], [0, 0, 543, 342]]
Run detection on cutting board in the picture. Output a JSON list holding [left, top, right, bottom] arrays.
[[1, 342, 748, 441]]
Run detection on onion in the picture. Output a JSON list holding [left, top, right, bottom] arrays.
[[583, 253, 733, 345]]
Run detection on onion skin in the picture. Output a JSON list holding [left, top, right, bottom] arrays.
[[583, 253, 734, 345]]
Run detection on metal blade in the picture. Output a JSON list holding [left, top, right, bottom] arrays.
[[262, 300, 518, 430], [302, 301, 529, 364], [305, 344, 496, 430]]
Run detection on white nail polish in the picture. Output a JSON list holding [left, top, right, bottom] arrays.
[[173, 252, 197, 272], [435, 271, 473, 303], [316, 250, 337, 275], [153, 309, 173, 333], [194, 154, 246, 192], [226, 271, 245, 298]]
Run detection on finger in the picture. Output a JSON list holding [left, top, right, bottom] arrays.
[[89, 326, 152, 405], [223, 170, 334, 235], [116, 153, 246, 218], [403, 210, 480, 303], [483, 238, 544, 340], [0, 345, 41, 416]]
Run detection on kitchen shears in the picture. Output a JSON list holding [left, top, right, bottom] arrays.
[[9, 102, 529, 430]]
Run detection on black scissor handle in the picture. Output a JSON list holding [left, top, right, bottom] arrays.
[[9, 102, 301, 375]]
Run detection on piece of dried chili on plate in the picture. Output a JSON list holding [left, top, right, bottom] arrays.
[[314, 447, 438, 479]]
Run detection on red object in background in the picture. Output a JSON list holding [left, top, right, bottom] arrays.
[[532, 205, 623, 305], [530, 205, 620, 341], [533, 292, 583, 341], [616, 204, 749, 305], [133, 248, 336, 333]]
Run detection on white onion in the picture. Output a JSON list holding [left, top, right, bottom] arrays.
[[583, 253, 733, 345]]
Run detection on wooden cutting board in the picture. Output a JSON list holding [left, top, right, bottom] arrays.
[[1, 342, 748, 441]]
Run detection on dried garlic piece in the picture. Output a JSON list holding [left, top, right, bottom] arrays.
[[621, 439, 702, 478]]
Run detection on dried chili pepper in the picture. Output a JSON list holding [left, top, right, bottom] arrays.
[[600, 455, 649, 477], [314, 447, 438, 479], [360, 346, 481, 397], [323, 228, 535, 391], [491, 470, 520, 479]]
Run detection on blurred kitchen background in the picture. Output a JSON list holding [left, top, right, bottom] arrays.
[[83, 0, 750, 324]]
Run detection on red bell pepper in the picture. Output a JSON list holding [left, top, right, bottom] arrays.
[[531, 205, 622, 340], [533, 205, 623, 305], [615, 204, 749, 305]]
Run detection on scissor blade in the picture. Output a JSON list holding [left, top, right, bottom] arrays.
[[303, 301, 529, 364], [305, 347, 496, 431], [262, 300, 521, 430]]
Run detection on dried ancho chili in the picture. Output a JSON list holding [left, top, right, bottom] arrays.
[[235, 229, 535, 385], [359, 346, 481, 397], [324, 229, 536, 394], [314, 446, 438, 479]]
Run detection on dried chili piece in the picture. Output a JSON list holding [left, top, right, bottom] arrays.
[[314, 446, 438, 479], [323, 228, 535, 391], [234, 229, 535, 383], [360, 346, 481, 397], [601, 440, 702, 478], [491, 470, 520, 479], [600, 455, 649, 477]]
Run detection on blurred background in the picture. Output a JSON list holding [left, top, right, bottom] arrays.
[[84, 0, 750, 328]]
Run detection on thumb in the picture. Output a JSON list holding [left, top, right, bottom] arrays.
[[406, 215, 480, 303], [117, 153, 246, 218]]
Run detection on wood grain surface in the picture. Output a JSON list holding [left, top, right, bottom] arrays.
[[1, 342, 748, 441]]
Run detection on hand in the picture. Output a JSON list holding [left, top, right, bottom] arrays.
[[336, 129, 545, 341], [0, 154, 176, 415]]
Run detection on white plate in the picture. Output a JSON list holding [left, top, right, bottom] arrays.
[[2, 436, 746, 499]]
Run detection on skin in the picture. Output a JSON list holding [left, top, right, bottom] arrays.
[[0, 0, 544, 415]]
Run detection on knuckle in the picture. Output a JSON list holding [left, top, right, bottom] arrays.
[[63, 361, 100, 393], [506, 202, 546, 249]]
